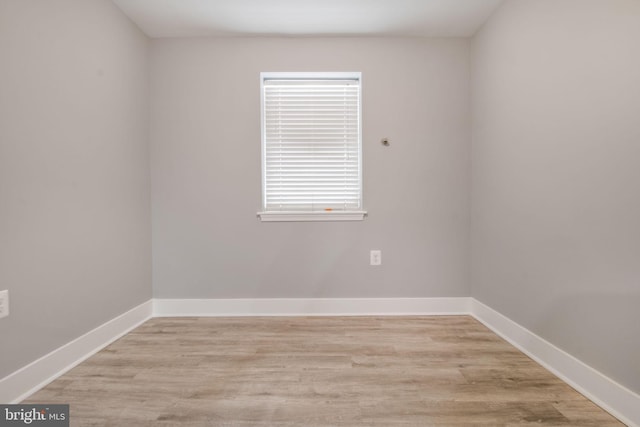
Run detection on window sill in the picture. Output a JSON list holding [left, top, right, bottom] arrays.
[[257, 211, 367, 222]]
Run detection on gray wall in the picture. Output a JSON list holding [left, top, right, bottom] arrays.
[[6, 0, 636, 400], [150, 37, 471, 298], [0, 0, 151, 379], [471, 0, 640, 393]]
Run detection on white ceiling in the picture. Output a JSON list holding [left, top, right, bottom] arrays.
[[112, 0, 504, 38]]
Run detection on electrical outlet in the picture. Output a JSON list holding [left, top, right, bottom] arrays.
[[0, 290, 8, 319], [370, 250, 382, 266]]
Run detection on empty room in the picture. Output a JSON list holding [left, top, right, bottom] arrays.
[[1, 0, 639, 425]]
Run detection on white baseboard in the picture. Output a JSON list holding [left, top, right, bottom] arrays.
[[0, 300, 153, 404], [471, 299, 640, 427], [3, 296, 638, 427], [153, 297, 472, 317]]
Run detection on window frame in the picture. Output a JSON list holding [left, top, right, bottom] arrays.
[[258, 72, 366, 222]]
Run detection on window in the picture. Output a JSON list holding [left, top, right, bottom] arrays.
[[258, 72, 365, 222]]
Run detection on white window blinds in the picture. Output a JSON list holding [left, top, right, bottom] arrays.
[[261, 73, 362, 217]]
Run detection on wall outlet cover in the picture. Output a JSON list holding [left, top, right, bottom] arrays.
[[0, 290, 8, 319], [370, 250, 382, 266]]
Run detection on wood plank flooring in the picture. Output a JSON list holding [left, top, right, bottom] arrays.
[[25, 316, 623, 426]]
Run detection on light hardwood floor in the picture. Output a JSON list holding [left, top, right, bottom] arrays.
[[25, 316, 623, 426]]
